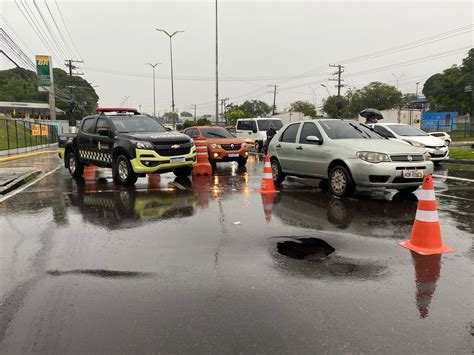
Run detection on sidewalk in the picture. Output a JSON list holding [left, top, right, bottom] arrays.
[[0, 150, 61, 196]]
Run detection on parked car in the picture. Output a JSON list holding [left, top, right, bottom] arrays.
[[59, 108, 196, 185], [371, 123, 449, 162], [235, 118, 283, 153], [267, 119, 434, 197], [428, 131, 452, 146], [183, 126, 249, 166]]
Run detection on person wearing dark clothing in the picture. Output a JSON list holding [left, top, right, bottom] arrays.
[[263, 124, 277, 154]]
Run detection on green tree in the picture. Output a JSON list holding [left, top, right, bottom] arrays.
[[180, 111, 192, 117], [422, 50, 472, 114], [402, 93, 418, 107], [322, 95, 351, 118], [224, 109, 246, 125], [290, 101, 317, 118], [354, 82, 402, 111], [163, 111, 178, 123], [239, 100, 272, 117]]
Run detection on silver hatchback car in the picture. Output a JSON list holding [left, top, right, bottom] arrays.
[[267, 119, 434, 197]]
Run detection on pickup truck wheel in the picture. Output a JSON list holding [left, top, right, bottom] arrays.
[[329, 165, 355, 197], [397, 186, 419, 193], [113, 155, 138, 185], [271, 158, 285, 184], [66, 151, 84, 177], [174, 167, 193, 178]]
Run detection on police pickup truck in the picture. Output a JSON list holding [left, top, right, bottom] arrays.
[[59, 108, 196, 185]]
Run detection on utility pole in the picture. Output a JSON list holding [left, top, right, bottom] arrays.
[[64, 59, 84, 129], [267, 84, 278, 116], [415, 82, 420, 100], [146, 62, 161, 119], [329, 64, 345, 118], [191, 104, 197, 122], [220, 98, 228, 124]]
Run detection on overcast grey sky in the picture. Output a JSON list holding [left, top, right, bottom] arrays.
[[2, 0, 473, 116]]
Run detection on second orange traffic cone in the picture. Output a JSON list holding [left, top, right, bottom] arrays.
[[400, 175, 454, 255], [259, 155, 279, 194]]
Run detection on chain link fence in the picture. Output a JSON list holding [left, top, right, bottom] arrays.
[[0, 119, 59, 155]]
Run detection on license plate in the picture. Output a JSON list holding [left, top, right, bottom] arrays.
[[434, 150, 442, 154], [170, 157, 185, 163], [228, 153, 239, 158], [402, 169, 423, 179]]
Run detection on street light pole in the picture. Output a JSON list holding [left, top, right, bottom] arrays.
[[146, 62, 161, 119], [321, 84, 331, 97], [156, 29, 184, 128], [391, 73, 404, 90], [415, 82, 420, 100]]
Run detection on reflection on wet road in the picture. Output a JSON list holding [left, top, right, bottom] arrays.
[[0, 153, 472, 353]]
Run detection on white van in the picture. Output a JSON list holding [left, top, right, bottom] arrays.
[[235, 118, 283, 152]]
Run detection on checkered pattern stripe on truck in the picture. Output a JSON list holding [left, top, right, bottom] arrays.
[[79, 150, 112, 163]]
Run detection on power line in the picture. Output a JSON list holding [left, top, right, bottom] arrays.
[[54, 0, 83, 61], [43, 0, 75, 59]]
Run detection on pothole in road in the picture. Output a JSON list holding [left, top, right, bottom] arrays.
[[277, 237, 335, 261]]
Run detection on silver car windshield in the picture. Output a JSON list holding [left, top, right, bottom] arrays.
[[319, 120, 382, 139]]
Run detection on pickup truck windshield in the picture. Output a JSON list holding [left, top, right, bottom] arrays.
[[110, 116, 166, 133], [257, 120, 283, 131], [319, 120, 382, 139]]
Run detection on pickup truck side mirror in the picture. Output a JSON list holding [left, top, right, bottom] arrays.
[[97, 128, 110, 137], [306, 135, 322, 144]]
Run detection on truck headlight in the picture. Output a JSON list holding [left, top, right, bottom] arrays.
[[135, 141, 154, 149], [210, 143, 222, 149], [356, 151, 391, 163], [406, 140, 425, 148], [423, 152, 431, 161]]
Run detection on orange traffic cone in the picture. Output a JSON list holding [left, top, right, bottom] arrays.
[[84, 165, 96, 181], [147, 174, 161, 188], [259, 155, 279, 194], [260, 192, 276, 223], [411, 251, 441, 319], [400, 175, 454, 255], [192, 137, 212, 176]]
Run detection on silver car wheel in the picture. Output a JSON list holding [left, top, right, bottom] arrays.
[[331, 170, 346, 194], [118, 160, 129, 181], [68, 155, 76, 174], [271, 162, 279, 180]]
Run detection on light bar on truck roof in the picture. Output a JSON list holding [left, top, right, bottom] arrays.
[[96, 108, 139, 114]]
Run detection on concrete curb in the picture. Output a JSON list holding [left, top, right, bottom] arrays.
[[0, 149, 58, 163], [0, 170, 42, 195]]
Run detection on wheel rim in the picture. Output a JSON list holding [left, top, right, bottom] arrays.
[[118, 160, 129, 180], [271, 162, 279, 180], [331, 170, 346, 194], [68, 155, 76, 173]]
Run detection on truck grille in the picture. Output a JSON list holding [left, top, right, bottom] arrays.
[[221, 143, 241, 151], [155, 147, 191, 156], [390, 155, 424, 162]]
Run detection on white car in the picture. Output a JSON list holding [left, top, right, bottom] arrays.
[[235, 118, 283, 152], [429, 131, 452, 146], [372, 123, 449, 162]]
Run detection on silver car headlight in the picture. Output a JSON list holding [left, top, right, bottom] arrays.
[[210, 143, 222, 149], [356, 151, 391, 163], [135, 141, 154, 149], [406, 140, 425, 148], [423, 152, 431, 161]]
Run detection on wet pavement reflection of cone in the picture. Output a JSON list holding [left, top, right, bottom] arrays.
[[400, 175, 454, 255], [192, 175, 212, 208], [411, 251, 441, 319], [192, 137, 212, 176], [260, 192, 276, 223], [84, 165, 96, 181], [259, 155, 279, 194], [147, 174, 161, 188]]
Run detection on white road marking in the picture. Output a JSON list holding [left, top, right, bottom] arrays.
[[0, 166, 60, 203], [433, 174, 474, 183]]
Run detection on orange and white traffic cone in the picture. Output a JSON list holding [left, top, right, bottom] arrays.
[[192, 137, 212, 176], [400, 174, 454, 255], [147, 174, 161, 188], [259, 155, 279, 194], [84, 165, 96, 181]]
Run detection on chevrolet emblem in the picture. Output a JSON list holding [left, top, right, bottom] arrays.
[[171, 144, 180, 149]]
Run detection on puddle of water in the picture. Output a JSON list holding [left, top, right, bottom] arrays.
[[277, 237, 335, 261]]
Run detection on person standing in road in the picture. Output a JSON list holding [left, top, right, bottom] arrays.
[[264, 123, 277, 154]]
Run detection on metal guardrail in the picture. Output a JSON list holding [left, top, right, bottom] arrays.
[[0, 118, 59, 154]]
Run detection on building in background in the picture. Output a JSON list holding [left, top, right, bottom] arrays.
[[0, 101, 64, 120]]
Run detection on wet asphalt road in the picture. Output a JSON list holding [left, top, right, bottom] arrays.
[[0, 153, 473, 353]]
